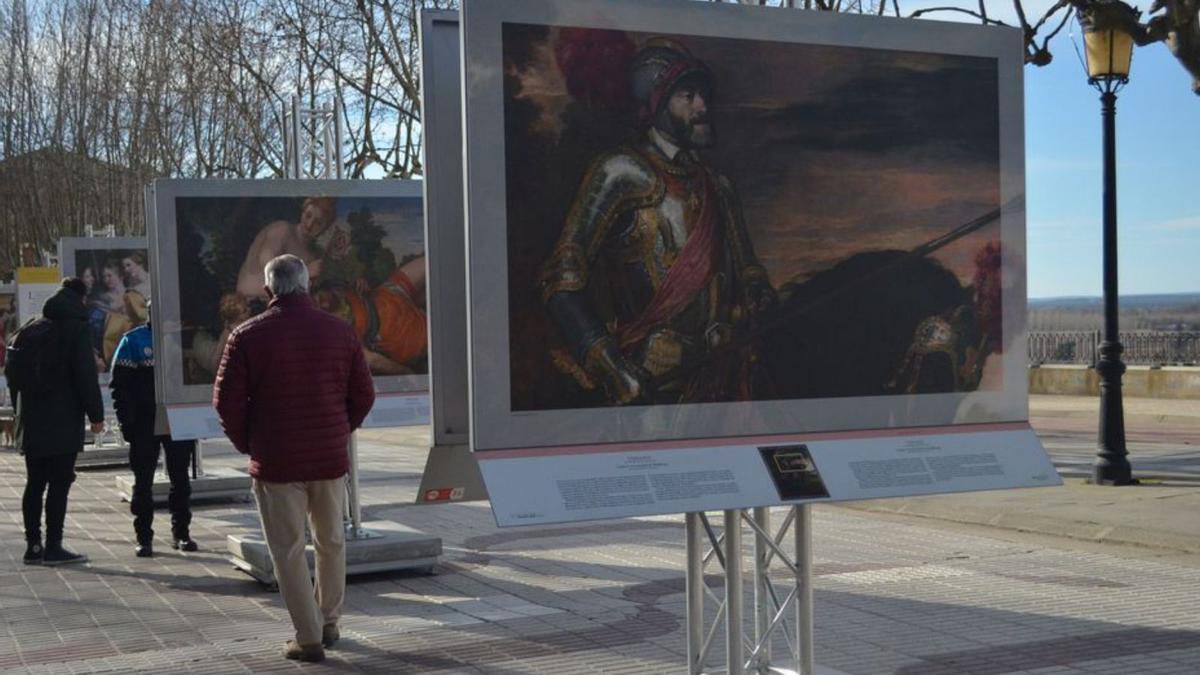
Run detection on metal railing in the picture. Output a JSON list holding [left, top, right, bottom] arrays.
[[1028, 330, 1200, 366]]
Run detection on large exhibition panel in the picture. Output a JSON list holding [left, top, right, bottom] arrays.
[[149, 179, 431, 438], [459, 0, 1057, 525]]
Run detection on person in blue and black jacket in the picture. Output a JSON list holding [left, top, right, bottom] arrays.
[[110, 302, 197, 557]]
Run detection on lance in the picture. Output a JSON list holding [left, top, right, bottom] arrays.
[[647, 196, 1021, 391]]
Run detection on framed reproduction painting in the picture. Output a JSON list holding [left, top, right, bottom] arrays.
[[150, 179, 430, 437]]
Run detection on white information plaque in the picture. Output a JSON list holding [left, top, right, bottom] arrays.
[[480, 423, 1058, 526], [166, 393, 430, 441]]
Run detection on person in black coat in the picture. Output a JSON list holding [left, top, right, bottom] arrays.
[[4, 278, 104, 566], [110, 306, 196, 557]]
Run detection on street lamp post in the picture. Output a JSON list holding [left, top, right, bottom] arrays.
[[1077, 0, 1140, 485]]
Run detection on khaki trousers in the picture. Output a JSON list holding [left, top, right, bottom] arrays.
[[253, 478, 346, 646]]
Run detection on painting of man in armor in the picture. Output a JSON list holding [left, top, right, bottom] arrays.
[[503, 24, 1007, 410], [174, 196, 427, 385]]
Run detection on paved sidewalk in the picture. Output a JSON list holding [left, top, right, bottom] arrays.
[[0, 396, 1195, 674], [1030, 394, 1199, 476], [844, 394, 1200, 554]]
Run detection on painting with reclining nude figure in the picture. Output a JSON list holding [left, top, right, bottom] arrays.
[[172, 194, 427, 387]]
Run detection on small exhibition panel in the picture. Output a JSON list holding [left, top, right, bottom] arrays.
[[58, 236, 150, 419], [147, 179, 431, 439]]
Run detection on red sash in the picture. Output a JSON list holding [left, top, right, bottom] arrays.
[[616, 169, 720, 351]]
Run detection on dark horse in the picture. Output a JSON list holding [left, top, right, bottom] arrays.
[[760, 249, 994, 401]]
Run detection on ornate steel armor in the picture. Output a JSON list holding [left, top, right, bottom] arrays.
[[540, 136, 773, 404]]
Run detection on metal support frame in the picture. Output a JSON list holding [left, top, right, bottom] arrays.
[[83, 224, 115, 238], [342, 432, 380, 542], [279, 91, 368, 540], [346, 432, 366, 539], [192, 440, 205, 479], [283, 95, 345, 180], [685, 506, 815, 674]]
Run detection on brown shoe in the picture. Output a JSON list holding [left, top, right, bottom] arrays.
[[282, 640, 325, 662], [322, 624, 339, 648]]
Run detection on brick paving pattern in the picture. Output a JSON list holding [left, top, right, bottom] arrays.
[[0, 425, 1196, 674]]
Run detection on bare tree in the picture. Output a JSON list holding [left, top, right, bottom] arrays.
[[1, 0, 1196, 279]]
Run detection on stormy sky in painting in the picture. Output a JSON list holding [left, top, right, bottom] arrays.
[[504, 24, 1000, 289]]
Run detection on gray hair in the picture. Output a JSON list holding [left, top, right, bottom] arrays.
[[264, 254, 310, 296]]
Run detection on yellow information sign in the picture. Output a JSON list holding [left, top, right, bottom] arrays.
[[16, 267, 60, 284]]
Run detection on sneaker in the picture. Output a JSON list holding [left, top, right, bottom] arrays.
[[135, 543, 153, 558], [41, 544, 88, 567], [322, 624, 339, 648], [171, 538, 198, 552], [282, 640, 325, 663], [23, 542, 43, 565]]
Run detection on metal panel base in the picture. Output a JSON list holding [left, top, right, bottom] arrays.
[[76, 445, 131, 469], [226, 520, 442, 587], [115, 468, 251, 503], [768, 662, 854, 667], [417, 443, 489, 503]]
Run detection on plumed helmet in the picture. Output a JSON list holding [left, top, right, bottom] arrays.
[[629, 38, 713, 123]]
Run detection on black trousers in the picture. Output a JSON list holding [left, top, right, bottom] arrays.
[[129, 436, 194, 543], [23, 453, 78, 545]]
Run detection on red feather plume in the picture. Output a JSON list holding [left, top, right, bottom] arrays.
[[973, 241, 1003, 354], [554, 27, 637, 107]]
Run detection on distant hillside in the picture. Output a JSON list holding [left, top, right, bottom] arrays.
[[1028, 293, 1200, 331]]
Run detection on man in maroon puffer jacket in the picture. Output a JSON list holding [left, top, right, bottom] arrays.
[[214, 254, 374, 663]]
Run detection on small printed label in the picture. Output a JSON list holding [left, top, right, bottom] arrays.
[[423, 487, 465, 502], [165, 406, 221, 440]]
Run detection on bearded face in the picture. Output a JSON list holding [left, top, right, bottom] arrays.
[[657, 78, 715, 150]]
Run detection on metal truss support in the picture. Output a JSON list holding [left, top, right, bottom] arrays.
[[345, 432, 365, 539], [753, 507, 773, 670], [283, 95, 345, 180], [192, 440, 204, 479], [686, 513, 705, 673], [684, 506, 815, 675], [83, 224, 115, 238], [280, 92, 361, 541]]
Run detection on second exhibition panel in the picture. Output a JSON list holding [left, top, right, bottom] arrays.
[[150, 179, 431, 438]]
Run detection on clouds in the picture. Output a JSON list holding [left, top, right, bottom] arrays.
[[350, 198, 425, 260], [729, 61, 1000, 163], [507, 32, 572, 141], [1150, 215, 1200, 231]]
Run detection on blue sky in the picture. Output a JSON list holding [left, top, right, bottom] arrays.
[[1021, 10, 1200, 298]]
